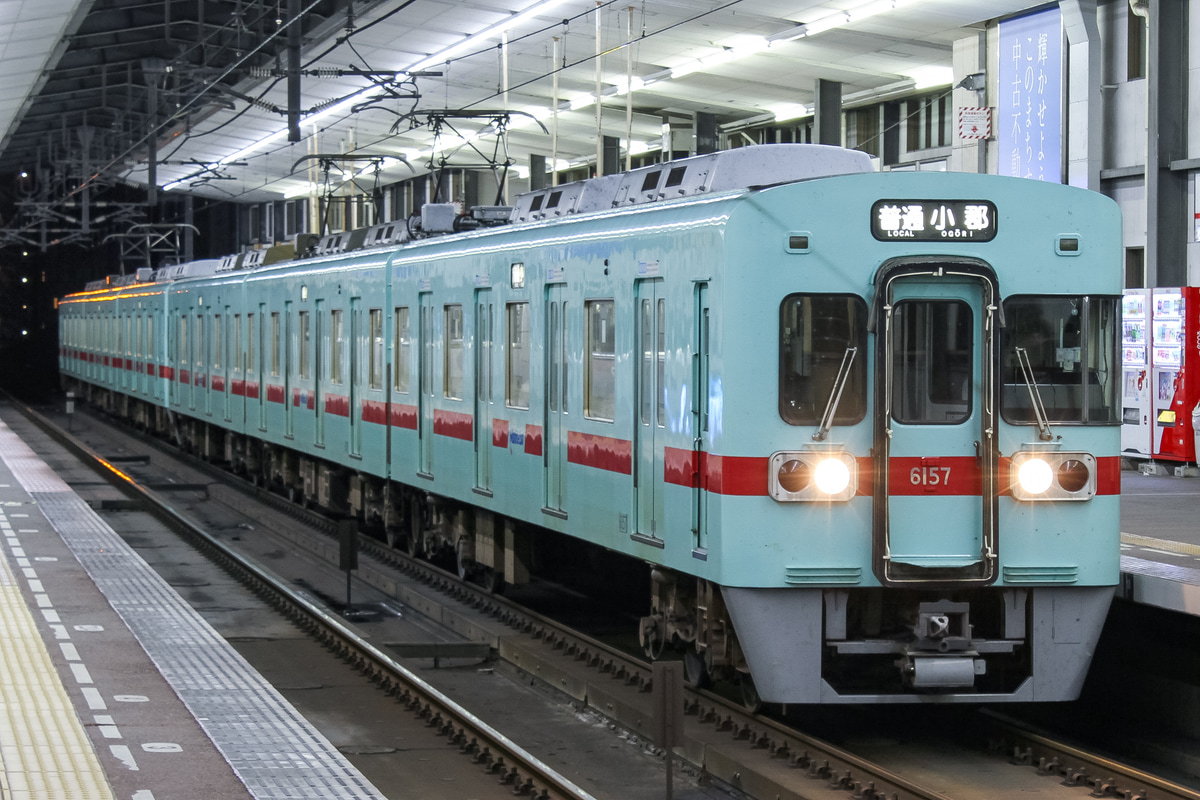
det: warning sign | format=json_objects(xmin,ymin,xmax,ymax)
[{"xmin": 958, "ymin": 107, "xmax": 992, "ymax": 141}]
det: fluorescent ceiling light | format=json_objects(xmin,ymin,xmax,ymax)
[
  {"xmin": 407, "ymin": 0, "xmax": 574, "ymax": 73},
  {"xmin": 903, "ymin": 65, "xmax": 954, "ymax": 90},
  {"xmin": 768, "ymin": 103, "xmax": 810, "ymax": 123}
]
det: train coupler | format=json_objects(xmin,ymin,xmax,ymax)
[{"xmin": 898, "ymin": 654, "xmax": 985, "ymax": 689}]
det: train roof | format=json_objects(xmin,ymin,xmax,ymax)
[{"xmin": 63, "ymin": 144, "xmax": 877, "ymax": 299}]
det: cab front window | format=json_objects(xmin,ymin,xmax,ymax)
[
  {"xmin": 1001, "ymin": 295, "xmax": 1120, "ymax": 424},
  {"xmin": 779, "ymin": 294, "xmax": 867, "ymax": 426}
]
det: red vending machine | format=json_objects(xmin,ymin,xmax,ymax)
[{"xmin": 1149, "ymin": 287, "xmax": 1200, "ymax": 462}]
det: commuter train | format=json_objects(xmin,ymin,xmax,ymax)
[{"xmin": 58, "ymin": 144, "xmax": 1123, "ymax": 705}]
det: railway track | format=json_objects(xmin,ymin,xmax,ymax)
[{"xmin": 19, "ymin": 400, "xmax": 1200, "ymax": 800}]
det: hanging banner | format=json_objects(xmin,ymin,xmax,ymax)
[{"xmin": 998, "ymin": 7, "xmax": 1063, "ymax": 182}]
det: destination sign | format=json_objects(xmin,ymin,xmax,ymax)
[{"xmin": 871, "ymin": 199, "xmax": 998, "ymax": 242}]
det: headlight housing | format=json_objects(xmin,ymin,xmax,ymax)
[
  {"xmin": 1009, "ymin": 451, "xmax": 1097, "ymax": 501},
  {"xmin": 769, "ymin": 450, "xmax": 858, "ymax": 502}
]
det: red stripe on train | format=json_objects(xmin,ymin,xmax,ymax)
[
  {"xmin": 325, "ymin": 393, "xmax": 350, "ymax": 417},
  {"xmin": 525, "ymin": 424, "xmax": 543, "ymax": 456},
  {"xmin": 434, "ymin": 409, "xmax": 473, "ymax": 441},
  {"xmin": 390, "ymin": 404, "xmax": 417, "ymax": 429},
  {"xmin": 362, "ymin": 399, "xmax": 387, "ymax": 424},
  {"xmin": 567, "ymin": 431, "xmax": 632, "ymax": 475}
]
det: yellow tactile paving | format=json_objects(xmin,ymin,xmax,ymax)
[
  {"xmin": 0, "ymin": 555, "xmax": 114, "ymax": 800},
  {"xmin": 1122, "ymin": 531, "xmax": 1200, "ymax": 558}
]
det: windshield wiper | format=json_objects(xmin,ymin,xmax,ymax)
[
  {"xmin": 1014, "ymin": 346, "xmax": 1054, "ymax": 441},
  {"xmin": 813, "ymin": 346, "xmax": 858, "ymax": 442}
]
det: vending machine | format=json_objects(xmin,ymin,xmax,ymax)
[
  {"xmin": 1121, "ymin": 290, "xmax": 1151, "ymax": 456},
  {"xmin": 1149, "ymin": 287, "xmax": 1200, "ymax": 462}
]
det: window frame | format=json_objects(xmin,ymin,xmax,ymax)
[
  {"xmin": 1000, "ymin": 294, "xmax": 1121, "ymax": 426},
  {"xmin": 393, "ymin": 307, "xmax": 410, "ymax": 393},
  {"xmin": 584, "ymin": 298, "xmax": 616, "ymax": 422},
  {"xmin": 777, "ymin": 293, "xmax": 869, "ymax": 426},
  {"xmin": 506, "ymin": 301, "xmax": 531, "ymax": 409}
]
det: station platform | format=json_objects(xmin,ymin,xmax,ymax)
[
  {"xmin": 1119, "ymin": 469, "xmax": 1200, "ymax": 617},
  {"xmin": 0, "ymin": 406, "xmax": 386, "ymax": 800}
]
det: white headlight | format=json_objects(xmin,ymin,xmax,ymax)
[
  {"xmin": 1016, "ymin": 457, "xmax": 1053, "ymax": 495},
  {"xmin": 813, "ymin": 457, "xmax": 851, "ymax": 495}
]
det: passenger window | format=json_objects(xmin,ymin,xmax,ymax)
[
  {"xmin": 585, "ymin": 300, "xmax": 616, "ymax": 421},
  {"xmin": 394, "ymin": 307, "xmax": 410, "ymax": 393},
  {"xmin": 444, "ymin": 304, "xmax": 463, "ymax": 400},
  {"xmin": 779, "ymin": 295, "xmax": 868, "ymax": 425},
  {"xmin": 892, "ymin": 300, "xmax": 972, "ymax": 424},
  {"xmin": 196, "ymin": 315, "xmax": 204, "ymax": 368},
  {"xmin": 368, "ymin": 308, "xmax": 383, "ymax": 389},
  {"xmin": 1001, "ymin": 295, "xmax": 1119, "ymax": 424},
  {"xmin": 507, "ymin": 302, "xmax": 530, "ymax": 409},
  {"xmin": 330, "ymin": 309, "xmax": 344, "ymax": 384},
  {"xmin": 214, "ymin": 315, "xmax": 223, "ymax": 370},
  {"xmin": 299, "ymin": 311, "xmax": 311, "ymax": 379},
  {"xmin": 270, "ymin": 312, "xmax": 281, "ymax": 378},
  {"xmin": 233, "ymin": 314, "xmax": 242, "ymax": 372},
  {"xmin": 247, "ymin": 313, "xmax": 256, "ymax": 373},
  {"xmin": 180, "ymin": 317, "xmax": 188, "ymax": 366}
]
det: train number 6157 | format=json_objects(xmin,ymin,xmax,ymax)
[{"xmin": 910, "ymin": 466, "xmax": 951, "ymax": 486}]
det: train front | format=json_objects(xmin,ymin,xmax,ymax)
[{"xmin": 713, "ymin": 172, "xmax": 1122, "ymax": 703}]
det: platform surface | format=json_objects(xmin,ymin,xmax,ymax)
[
  {"xmin": 1119, "ymin": 469, "xmax": 1200, "ymax": 616},
  {"xmin": 0, "ymin": 406, "xmax": 386, "ymax": 800}
]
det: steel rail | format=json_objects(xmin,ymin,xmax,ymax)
[
  {"xmin": 12, "ymin": 399, "xmax": 597, "ymax": 800},
  {"xmin": 40, "ymin": 403, "xmax": 1200, "ymax": 800},
  {"xmin": 982, "ymin": 711, "xmax": 1200, "ymax": 800}
]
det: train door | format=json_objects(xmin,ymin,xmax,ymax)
[
  {"xmin": 634, "ymin": 279, "xmax": 665, "ymax": 542},
  {"xmin": 474, "ymin": 288, "xmax": 494, "ymax": 493},
  {"xmin": 418, "ymin": 292, "xmax": 434, "ymax": 476},
  {"xmin": 874, "ymin": 262, "xmax": 998, "ymax": 585},
  {"xmin": 284, "ymin": 301, "xmax": 294, "ymax": 438},
  {"xmin": 691, "ymin": 283, "xmax": 710, "ymax": 553},
  {"xmin": 203, "ymin": 311, "xmax": 212, "ymax": 416},
  {"xmin": 255, "ymin": 307, "xmax": 266, "ymax": 431},
  {"xmin": 315, "ymin": 300, "xmax": 325, "ymax": 447},
  {"xmin": 168, "ymin": 311, "xmax": 178, "ymax": 406},
  {"xmin": 350, "ymin": 298, "xmax": 362, "ymax": 457},
  {"xmin": 223, "ymin": 310, "xmax": 232, "ymax": 422},
  {"xmin": 544, "ymin": 285, "xmax": 567, "ymax": 516},
  {"xmin": 185, "ymin": 312, "xmax": 195, "ymax": 410}
]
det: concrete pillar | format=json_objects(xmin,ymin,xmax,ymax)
[
  {"xmin": 1062, "ymin": 0, "xmax": 1102, "ymax": 190},
  {"xmin": 1146, "ymin": 0, "xmax": 1188, "ymax": 286},
  {"xmin": 814, "ymin": 79, "xmax": 842, "ymax": 146},
  {"xmin": 950, "ymin": 32, "xmax": 987, "ymax": 174},
  {"xmin": 696, "ymin": 112, "xmax": 717, "ymax": 154},
  {"xmin": 530, "ymin": 154, "xmax": 547, "ymax": 191}
]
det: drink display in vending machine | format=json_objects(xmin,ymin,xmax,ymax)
[
  {"xmin": 1121, "ymin": 289, "xmax": 1150, "ymax": 456},
  {"xmin": 1149, "ymin": 287, "xmax": 1199, "ymax": 462}
]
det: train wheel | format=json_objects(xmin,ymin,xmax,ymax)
[
  {"xmin": 739, "ymin": 672, "xmax": 763, "ymax": 714},
  {"xmin": 682, "ymin": 645, "xmax": 710, "ymax": 690},
  {"xmin": 479, "ymin": 567, "xmax": 503, "ymax": 595},
  {"xmin": 455, "ymin": 538, "xmax": 471, "ymax": 581},
  {"xmin": 406, "ymin": 499, "xmax": 425, "ymax": 558}
]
